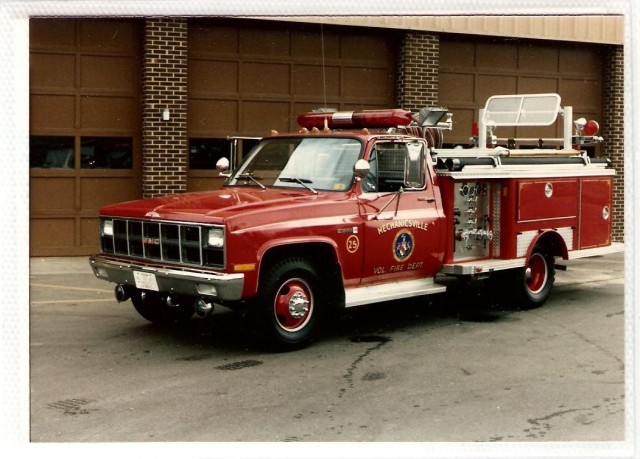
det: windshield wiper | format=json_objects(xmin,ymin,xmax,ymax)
[
  {"xmin": 279, "ymin": 177, "xmax": 318, "ymax": 195},
  {"xmin": 235, "ymin": 173, "xmax": 266, "ymax": 189}
]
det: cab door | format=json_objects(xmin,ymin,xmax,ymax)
[{"xmin": 359, "ymin": 140, "xmax": 445, "ymax": 283}]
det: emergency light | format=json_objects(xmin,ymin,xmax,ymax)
[
  {"xmin": 297, "ymin": 109, "xmax": 413, "ymax": 130},
  {"xmin": 583, "ymin": 119, "xmax": 600, "ymax": 136}
]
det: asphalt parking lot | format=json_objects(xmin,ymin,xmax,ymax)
[{"xmin": 28, "ymin": 252, "xmax": 627, "ymax": 454}]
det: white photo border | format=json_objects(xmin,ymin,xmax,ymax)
[{"xmin": 1, "ymin": 1, "xmax": 636, "ymax": 458}]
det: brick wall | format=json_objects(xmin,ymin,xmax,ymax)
[
  {"xmin": 142, "ymin": 18, "xmax": 188, "ymax": 198},
  {"xmin": 602, "ymin": 45, "xmax": 624, "ymax": 242},
  {"xmin": 397, "ymin": 32, "xmax": 440, "ymax": 110}
]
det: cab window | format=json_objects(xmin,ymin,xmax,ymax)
[{"xmin": 363, "ymin": 142, "xmax": 426, "ymax": 192}]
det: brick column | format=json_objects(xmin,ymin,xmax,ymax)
[
  {"xmin": 142, "ymin": 18, "xmax": 188, "ymax": 198},
  {"xmin": 602, "ymin": 45, "xmax": 624, "ymax": 243},
  {"xmin": 397, "ymin": 32, "xmax": 439, "ymax": 111}
]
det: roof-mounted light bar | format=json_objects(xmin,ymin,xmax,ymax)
[
  {"xmin": 296, "ymin": 107, "xmax": 453, "ymax": 132},
  {"xmin": 297, "ymin": 109, "xmax": 413, "ymax": 130}
]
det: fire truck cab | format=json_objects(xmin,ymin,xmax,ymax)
[{"xmin": 90, "ymin": 93, "xmax": 621, "ymax": 350}]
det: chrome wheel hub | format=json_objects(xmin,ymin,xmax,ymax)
[{"xmin": 288, "ymin": 292, "xmax": 310, "ymax": 319}]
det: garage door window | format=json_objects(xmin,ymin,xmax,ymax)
[
  {"xmin": 30, "ymin": 135, "xmax": 133, "ymax": 169},
  {"xmin": 189, "ymin": 137, "xmax": 260, "ymax": 170},
  {"xmin": 80, "ymin": 137, "xmax": 132, "ymax": 169},
  {"xmin": 189, "ymin": 138, "xmax": 228, "ymax": 170},
  {"xmin": 30, "ymin": 136, "xmax": 74, "ymax": 168}
]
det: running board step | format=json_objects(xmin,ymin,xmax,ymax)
[{"xmin": 344, "ymin": 278, "xmax": 446, "ymax": 308}]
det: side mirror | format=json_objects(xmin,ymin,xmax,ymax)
[
  {"xmin": 216, "ymin": 157, "xmax": 230, "ymax": 174},
  {"xmin": 354, "ymin": 159, "xmax": 370, "ymax": 179}
]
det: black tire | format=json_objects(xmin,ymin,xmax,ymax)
[
  {"xmin": 254, "ymin": 257, "xmax": 324, "ymax": 350},
  {"xmin": 131, "ymin": 290, "xmax": 194, "ymax": 326},
  {"xmin": 510, "ymin": 249, "xmax": 555, "ymax": 309}
]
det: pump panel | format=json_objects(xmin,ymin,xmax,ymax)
[{"xmin": 452, "ymin": 180, "xmax": 493, "ymax": 261}]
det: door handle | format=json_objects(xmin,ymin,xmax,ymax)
[{"xmin": 419, "ymin": 196, "xmax": 436, "ymax": 203}]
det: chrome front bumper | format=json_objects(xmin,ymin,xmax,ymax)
[{"xmin": 89, "ymin": 255, "xmax": 244, "ymax": 301}]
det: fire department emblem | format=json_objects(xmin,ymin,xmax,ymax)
[{"xmin": 393, "ymin": 230, "xmax": 414, "ymax": 262}]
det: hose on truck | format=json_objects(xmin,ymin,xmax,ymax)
[{"xmin": 435, "ymin": 155, "xmax": 611, "ymax": 171}]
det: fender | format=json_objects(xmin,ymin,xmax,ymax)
[
  {"xmin": 246, "ymin": 236, "xmax": 341, "ymax": 297},
  {"xmin": 525, "ymin": 229, "xmax": 569, "ymax": 261}
]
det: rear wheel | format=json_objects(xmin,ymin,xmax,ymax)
[
  {"xmin": 131, "ymin": 290, "xmax": 194, "ymax": 326},
  {"xmin": 254, "ymin": 257, "xmax": 324, "ymax": 350},
  {"xmin": 511, "ymin": 249, "xmax": 555, "ymax": 309}
]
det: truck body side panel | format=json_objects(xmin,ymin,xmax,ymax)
[{"xmin": 438, "ymin": 171, "xmax": 615, "ymax": 267}]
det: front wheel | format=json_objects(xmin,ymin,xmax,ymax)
[
  {"xmin": 510, "ymin": 249, "xmax": 555, "ymax": 309},
  {"xmin": 254, "ymin": 258, "xmax": 324, "ymax": 350}
]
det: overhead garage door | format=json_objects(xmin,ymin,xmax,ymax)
[
  {"xmin": 439, "ymin": 35, "xmax": 605, "ymax": 149},
  {"xmin": 186, "ymin": 19, "xmax": 400, "ymax": 191},
  {"xmin": 29, "ymin": 18, "xmax": 142, "ymax": 256}
]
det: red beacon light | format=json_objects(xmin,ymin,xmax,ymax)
[
  {"xmin": 583, "ymin": 119, "xmax": 600, "ymax": 136},
  {"xmin": 471, "ymin": 121, "xmax": 479, "ymax": 137},
  {"xmin": 573, "ymin": 117, "xmax": 602, "ymax": 148},
  {"xmin": 297, "ymin": 109, "xmax": 413, "ymax": 130},
  {"xmin": 575, "ymin": 117, "xmax": 600, "ymax": 136}
]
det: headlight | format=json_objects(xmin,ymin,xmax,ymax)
[
  {"xmin": 102, "ymin": 219, "xmax": 114, "ymax": 237},
  {"xmin": 207, "ymin": 228, "xmax": 224, "ymax": 248}
]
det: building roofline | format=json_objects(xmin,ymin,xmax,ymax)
[{"xmin": 254, "ymin": 15, "xmax": 623, "ymax": 45}]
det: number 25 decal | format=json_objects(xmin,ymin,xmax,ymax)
[{"xmin": 346, "ymin": 235, "xmax": 360, "ymax": 253}]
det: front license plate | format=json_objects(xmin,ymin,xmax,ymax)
[{"xmin": 133, "ymin": 271, "xmax": 159, "ymax": 291}]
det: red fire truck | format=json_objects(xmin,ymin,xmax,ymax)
[{"xmin": 90, "ymin": 93, "xmax": 622, "ymax": 349}]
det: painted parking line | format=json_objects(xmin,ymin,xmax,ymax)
[
  {"xmin": 30, "ymin": 298, "xmax": 116, "ymax": 305},
  {"xmin": 30, "ymin": 283, "xmax": 113, "ymax": 294}
]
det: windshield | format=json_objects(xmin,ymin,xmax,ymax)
[{"xmin": 227, "ymin": 137, "xmax": 363, "ymax": 192}]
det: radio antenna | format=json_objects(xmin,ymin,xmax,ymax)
[{"xmin": 321, "ymin": 23, "xmax": 327, "ymax": 109}]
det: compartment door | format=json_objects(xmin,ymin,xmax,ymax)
[{"xmin": 579, "ymin": 177, "xmax": 612, "ymax": 249}]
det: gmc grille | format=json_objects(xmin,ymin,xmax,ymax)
[{"xmin": 100, "ymin": 218, "xmax": 224, "ymax": 268}]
